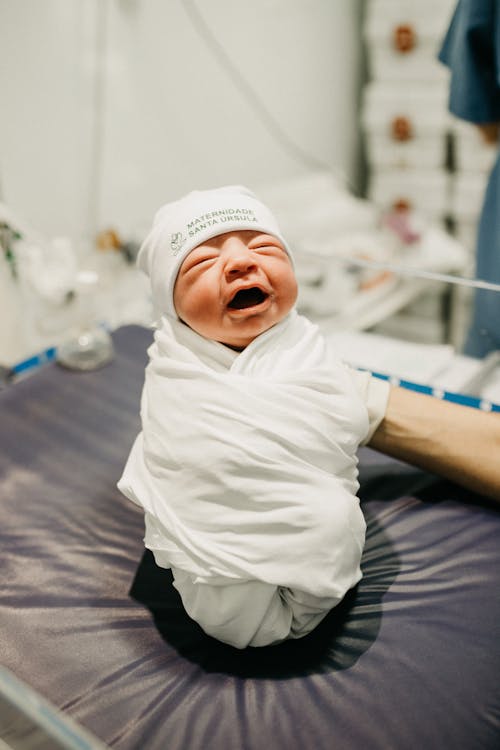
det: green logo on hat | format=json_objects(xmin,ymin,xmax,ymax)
[{"xmin": 170, "ymin": 232, "xmax": 185, "ymax": 255}]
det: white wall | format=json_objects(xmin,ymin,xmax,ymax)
[
  {"xmin": 0, "ymin": 0, "xmax": 98, "ymax": 239},
  {"xmin": 0, "ymin": 0, "xmax": 364, "ymax": 245}
]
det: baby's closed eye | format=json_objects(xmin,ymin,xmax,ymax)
[
  {"xmin": 183, "ymin": 253, "xmax": 218, "ymax": 274},
  {"xmin": 250, "ymin": 241, "xmax": 286, "ymax": 255},
  {"xmin": 194, "ymin": 256, "xmax": 217, "ymax": 266}
]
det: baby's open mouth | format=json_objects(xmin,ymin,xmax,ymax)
[{"xmin": 228, "ymin": 287, "xmax": 268, "ymax": 310}]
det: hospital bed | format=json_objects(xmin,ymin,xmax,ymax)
[{"xmin": 1, "ymin": 324, "xmax": 499, "ymax": 749}]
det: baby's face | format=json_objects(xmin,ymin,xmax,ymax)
[{"xmin": 173, "ymin": 230, "xmax": 298, "ymax": 349}]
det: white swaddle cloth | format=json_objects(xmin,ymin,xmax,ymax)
[{"xmin": 118, "ymin": 309, "xmax": 380, "ymax": 645}]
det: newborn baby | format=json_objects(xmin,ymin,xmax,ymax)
[{"xmin": 118, "ymin": 186, "xmax": 390, "ymax": 648}]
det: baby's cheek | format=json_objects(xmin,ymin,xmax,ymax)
[{"xmin": 282, "ymin": 273, "xmax": 298, "ymax": 308}]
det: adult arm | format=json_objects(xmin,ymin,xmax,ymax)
[{"xmin": 368, "ymin": 386, "xmax": 500, "ymax": 501}]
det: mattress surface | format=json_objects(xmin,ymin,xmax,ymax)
[{"xmin": 1, "ymin": 325, "xmax": 499, "ymax": 749}]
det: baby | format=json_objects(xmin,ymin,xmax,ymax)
[{"xmin": 118, "ymin": 186, "xmax": 390, "ymax": 649}]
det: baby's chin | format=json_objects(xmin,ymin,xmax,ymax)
[
  {"xmin": 216, "ymin": 325, "xmax": 265, "ymax": 351},
  {"xmin": 219, "ymin": 340, "xmax": 247, "ymax": 352},
  {"xmin": 178, "ymin": 318, "xmax": 256, "ymax": 350},
  {"xmin": 219, "ymin": 312, "xmax": 294, "ymax": 350},
  {"xmin": 217, "ymin": 329, "xmax": 260, "ymax": 350}
]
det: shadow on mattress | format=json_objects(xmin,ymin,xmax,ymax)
[{"xmin": 130, "ymin": 504, "xmax": 400, "ymax": 679}]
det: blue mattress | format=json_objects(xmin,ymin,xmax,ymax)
[{"xmin": 1, "ymin": 325, "xmax": 499, "ymax": 749}]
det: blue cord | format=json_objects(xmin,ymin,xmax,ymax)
[
  {"xmin": 9, "ymin": 347, "xmax": 57, "ymax": 378},
  {"xmin": 366, "ymin": 369, "xmax": 500, "ymax": 413}
]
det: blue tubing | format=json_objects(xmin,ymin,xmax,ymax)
[
  {"xmin": 366, "ymin": 370, "xmax": 500, "ymax": 413},
  {"xmin": 9, "ymin": 347, "xmax": 57, "ymax": 378}
]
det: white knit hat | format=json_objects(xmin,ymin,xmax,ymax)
[{"xmin": 137, "ymin": 185, "xmax": 293, "ymax": 319}]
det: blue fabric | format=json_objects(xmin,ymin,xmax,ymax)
[
  {"xmin": 439, "ymin": 0, "xmax": 500, "ymax": 357},
  {"xmin": 439, "ymin": 0, "xmax": 500, "ymax": 124},
  {"xmin": 468, "ymin": 156, "xmax": 500, "ymax": 357}
]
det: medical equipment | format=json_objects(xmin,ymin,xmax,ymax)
[{"xmin": 56, "ymin": 270, "xmax": 114, "ymax": 371}]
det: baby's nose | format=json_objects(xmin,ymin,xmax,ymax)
[{"xmin": 224, "ymin": 251, "xmax": 258, "ymax": 277}]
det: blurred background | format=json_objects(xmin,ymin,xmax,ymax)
[{"xmin": 1, "ymin": 0, "xmax": 499, "ymax": 404}]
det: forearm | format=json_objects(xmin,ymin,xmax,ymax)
[{"xmin": 369, "ymin": 386, "xmax": 500, "ymax": 501}]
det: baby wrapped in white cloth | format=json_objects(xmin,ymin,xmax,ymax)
[{"xmin": 118, "ymin": 186, "xmax": 390, "ymax": 648}]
